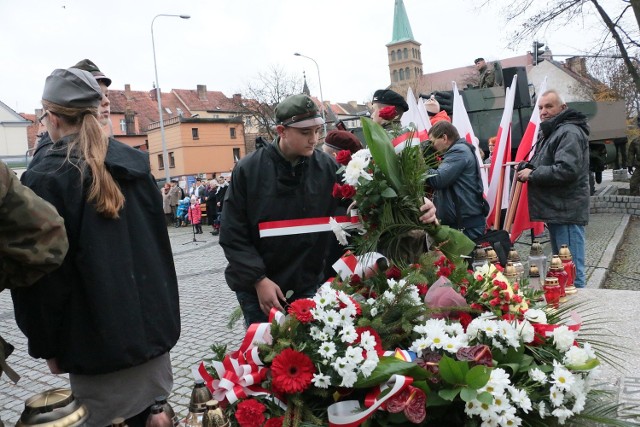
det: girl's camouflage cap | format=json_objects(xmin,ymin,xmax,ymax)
[{"xmin": 275, "ymin": 94, "xmax": 324, "ymax": 128}]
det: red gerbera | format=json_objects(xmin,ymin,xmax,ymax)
[
  {"xmin": 355, "ymin": 326, "xmax": 384, "ymax": 355},
  {"xmin": 271, "ymin": 348, "xmax": 315, "ymax": 394},
  {"xmin": 264, "ymin": 417, "xmax": 284, "ymax": 427},
  {"xmin": 288, "ymin": 299, "xmax": 316, "ymax": 323},
  {"xmin": 235, "ymin": 399, "xmax": 266, "ymax": 427}
]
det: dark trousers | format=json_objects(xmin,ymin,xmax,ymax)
[
  {"xmin": 103, "ymin": 406, "xmax": 150, "ymax": 427},
  {"xmin": 615, "ymin": 143, "xmax": 627, "ymax": 170},
  {"xmin": 236, "ymin": 285, "xmax": 318, "ymax": 328}
]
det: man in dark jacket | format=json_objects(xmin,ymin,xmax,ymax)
[
  {"xmin": 220, "ymin": 94, "xmax": 339, "ymax": 326},
  {"xmin": 517, "ymin": 89, "xmax": 590, "ymax": 288},
  {"xmin": 426, "ymin": 121, "xmax": 487, "ymax": 240}
]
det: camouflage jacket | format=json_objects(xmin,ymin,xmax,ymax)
[
  {"xmin": 0, "ymin": 161, "xmax": 68, "ymax": 292},
  {"xmin": 628, "ymin": 136, "xmax": 640, "ymax": 168}
]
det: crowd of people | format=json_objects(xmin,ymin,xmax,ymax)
[{"xmin": 1, "ymin": 54, "xmax": 631, "ymax": 426}]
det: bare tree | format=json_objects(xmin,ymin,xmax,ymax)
[
  {"xmin": 232, "ymin": 65, "xmax": 303, "ymax": 142},
  {"xmin": 589, "ymin": 54, "xmax": 640, "ymax": 116},
  {"xmin": 485, "ymin": 0, "xmax": 640, "ymax": 101}
]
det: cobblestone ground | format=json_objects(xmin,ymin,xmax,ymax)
[
  {"xmin": 604, "ymin": 216, "xmax": 640, "ymax": 291},
  {"xmin": 0, "ymin": 225, "xmax": 244, "ymax": 422},
  {"xmin": 0, "ymin": 211, "xmax": 635, "ymax": 423}
]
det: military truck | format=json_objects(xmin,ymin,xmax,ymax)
[{"xmin": 435, "ymin": 86, "xmax": 627, "ymax": 177}]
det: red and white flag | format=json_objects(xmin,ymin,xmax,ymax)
[
  {"xmin": 451, "ymin": 82, "xmax": 488, "ymax": 193},
  {"xmin": 486, "ymin": 75, "xmax": 517, "ymax": 230},
  {"xmin": 509, "ymin": 78, "xmax": 548, "ymax": 242},
  {"xmin": 394, "ymin": 87, "xmax": 429, "ymax": 152}
]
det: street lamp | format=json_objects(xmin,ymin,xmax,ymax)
[
  {"xmin": 294, "ymin": 52, "xmax": 327, "ymax": 136},
  {"xmin": 152, "ymin": 13, "xmax": 190, "ymax": 183}
]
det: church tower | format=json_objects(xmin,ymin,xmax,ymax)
[{"xmin": 387, "ymin": 0, "xmax": 422, "ymax": 96}]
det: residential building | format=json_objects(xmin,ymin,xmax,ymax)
[{"xmin": 0, "ymin": 100, "xmax": 31, "ymax": 174}]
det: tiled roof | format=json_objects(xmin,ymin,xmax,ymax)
[
  {"xmin": 172, "ymin": 89, "xmax": 242, "ymax": 113},
  {"xmin": 19, "ymin": 113, "xmax": 39, "ymax": 151}
]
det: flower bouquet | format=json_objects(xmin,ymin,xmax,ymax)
[
  {"xmin": 202, "ymin": 254, "xmax": 637, "ymax": 426},
  {"xmin": 200, "ymin": 119, "xmax": 638, "ymax": 426}
]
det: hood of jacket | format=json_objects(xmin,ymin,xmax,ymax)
[{"xmin": 540, "ymin": 108, "xmax": 590, "ymax": 140}]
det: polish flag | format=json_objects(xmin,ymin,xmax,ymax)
[
  {"xmin": 486, "ymin": 75, "xmax": 517, "ymax": 229},
  {"xmin": 451, "ymin": 82, "xmax": 488, "ymax": 193},
  {"xmin": 394, "ymin": 87, "xmax": 429, "ymax": 152},
  {"xmin": 509, "ymin": 78, "xmax": 548, "ymax": 242}
]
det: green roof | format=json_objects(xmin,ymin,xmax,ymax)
[{"xmin": 391, "ymin": 0, "xmax": 414, "ymax": 43}]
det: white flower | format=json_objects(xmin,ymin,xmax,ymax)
[
  {"xmin": 523, "ymin": 308, "xmax": 547, "ymax": 324},
  {"xmin": 551, "ymin": 363, "xmax": 576, "ymax": 391},
  {"xmin": 481, "ymin": 368, "xmax": 511, "ymax": 395},
  {"xmin": 410, "ymin": 337, "xmax": 431, "ymax": 353},
  {"xmin": 441, "ymin": 335, "xmax": 465, "ymax": 354},
  {"xmin": 351, "ymin": 148, "xmax": 371, "ymax": 162},
  {"xmin": 340, "ymin": 325, "xmax": 358, "ymax": 343},
  {"xmin": 359, "ymin": 331, "xmax": 377, "ymax": 352},
  {"xmin": 340, "ymin": 370, "xmax": 358, "ymax": 387},
  {"xmin": 310, "ymin": 326, "xmax": 328, "ymax": 342},
  {"xmin": 318, "ymin": 341, "xmax": 337, "ymax": 359},
  {"xmin": 360, "ymin": 359, "xmax": 378, "ymax": 377},
  {"xmin": 365, "ymin": 350, "xmax": 379, "ymax": 362},
  {"xmin": 516, "ymin": 320, "xmax": 535, "ymax": 344},
  {"xmin": 312, "ymin": 372, "xmax": 332, "ymax": 388},
  {"xmin": 370, "ymin": 307, "xmax": 378, "ymax": 317},
  {"xmin": 563, "ymin": 346, "xmax": 589, "ymax": 367},
  {"xmin": 538, "ymin": 401, "xmax": 548, "ymax": 418},
  {"xmin": 508, "ymin": 386, "xmax": 532, "ymax": 413},
  {"xmin": 571, "ymin": 392, "xmax": 587, "ymax": 414},
  {"xmin": 344, "ymin": 345, "xmax": 365, "ymax": 365},
  {"xmin": 320, "ymin": 309, "xmax": 341, "ymax": 329},
  {"xmin": 313, "ymin": 290, "xmax": 337, "ymax": 308},
  {"xmin": 551, "ymin": 407, "xmax": 574, "ymax": 425},
  {"xmin": 529, "ymin": 367, "xmax": 547, "ymax": 383},
  {"xmin": 464, "ymin": 400, "xmax": 482, "ymax": 416},
  {"xmin": 343, "ymin": 158, "xmax": 372, "ymax": 186},
  {"xmin": 329, "ymin": 217, "xmax": 351, "ymax": 245},
  {"xmin": 549, "ymin": 385, "xmax": 565, "ymax": 407},
  {"xmin": 552, "ymin": 325, "xmax": 576, "ymax": 352}
]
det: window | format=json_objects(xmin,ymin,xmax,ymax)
[
  {"xmin": 405, "ymin": 67, "xmax": 410, "ymax": 79},
  {"xmin": 391, "ymin": 51, "xmax": 396, "ymax": 62},
  {"xmin": 164, "ymin": 107, "xmax": 172, "ymax": 115},
  {"xmin": 233, "ymin": 148, "xmax": 240, "ymax": 162},
  {"xmin": 396, "ymin": 49, "xmax": 401, "ymax": 59},
  {"xmin": 158, "ymin": 154, "xmax": 164, "ymax": 170},
  {"xmin": 403, "ymin": 48, "xmax": 408, "ymax": 59},
  {"xmin": 399, "ymin": 69, "xmax": 405, "ymax": 81},
  {"xmin": 192, "ymin": 128, "xmax": 199, "ymax": 140},
  {"xmin": 176, "ymin": 107, "xmax": 183, "ymax": 117},
  {"xmin": 119, "ymin": 119, "xmax": 126, "ymax": 133},
  {"xmin": 230, "ymin": 127, "xmax": 236, "ymax": 139},
  {"xmin": 169, "ymin": 152, "xmax": 175, "ymax": 168},
  {"xmin": 393, "ymin": 70, "xmax": 398, "ymax": 82}
]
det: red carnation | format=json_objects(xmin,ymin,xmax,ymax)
[
  {"xmin": 350, "ymin": 274, "xmax": 362, "ymax": 285},
  {"xmin": 332, "ymin": 183, "xmax": 343, "ymax": 199},
  {"xmin": 288, "ymin": 299, "xmax": 316, "ymax": 323},
  {"xmin": 378, "ymin": 106, "xmax": 398, "ymax": 121},
  {"xmin": 271, "ymin": 348, "xmax": 315, "ymax": 394},
  {"xmin": 264, "ymin": 417, "xmax": 284, "ymax": 427},
  {"xmin": 341, "ymin": 184, "xmax": 356, "ymax": 199},
  {"xmin": 416, "ymin": 283, "xmax": 429, "ymax": 296},
  {"xmin": 385, "ymin": 265, "xmax": 402, "ymax": 280},
  {"xmin": 235, "ymin": 399, "xmax": 266, "ymax": 427},
  {"xmin": 456, "ymin": 312, "xmax": 473, "ymax": 331},
  {"xmin": 335, "ymin": 150, "xmax": 352, "ymax": 165}
]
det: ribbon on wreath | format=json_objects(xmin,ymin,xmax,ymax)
[
  {"xmin": 193, "ymin": 308, "xmax": 285, "ymax": 405},
  {"xmin": 332, "ymin": 251, "xmax": 387, "ymax": 281},
  {"xmin": 392, "ymin": 129, "xmax": 429, "ymax": 153},
  {"xmin": 327, "ymin": 374, "xmax": 413, "ymax": 427},
  {"xmin": 259, "ymin": 215, "xmax": 360, "ymax": 238},
  {"xmin": 531, "ymin": 311, "xmax": 582, "ymax": 345}
]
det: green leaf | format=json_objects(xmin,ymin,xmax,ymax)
[
  {"xmin": 381, "ymin": 187, "xmax": 398, "ymax": 198},
  {"xmin": 465, "ymin": 365, "xmax": 491, "ymax": 390},
  {"xmin": 567, "ymin": 358, "xmax": 600, "ymax": 371},
  {"xmin": 438, "ymin": 354, "xmax": 467, "ymax": 385},
  {"xmin": 438, "ymin": 387, "xmax": 462, "ymax": 401},
  {"xmin": 460, "ymin": 387, "xmax": 478, "ymax": 402},
  {"xmin": 354, "ymin": 357, "xmax": 429, "ymax": 388},
  {"xmin": 285, "ymin": 290, "xmax": 294, "ymax": 299},
  {"xmin": 476, "ymin": 391, "xmax": 494, "ymax": 405},
  {"xmin": 361, "ymin": 117, "xmax": 403, "ymax": 194},
  {"xmin": 500, "ymin": 363, "xmax": 521, "ymax": 375}
]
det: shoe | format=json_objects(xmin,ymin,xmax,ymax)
[{"xmin": 211, "ymin": 230, "xmax": 219, "ymax": 236}]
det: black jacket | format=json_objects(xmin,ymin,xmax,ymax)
[
  {"xmin": 426, "ymin": 138, "xmax": 486, "ymax": 229},
  {"xmin": 13, "ymin": 136, "xmax": 180, "ymax": 375},
  {"xmin": 528, "ymin": 109, "xmax": 590, "ymax": 225},
  {"xmin": 220, "ymin": 141, "xmax": 338, "ymax": 295}
]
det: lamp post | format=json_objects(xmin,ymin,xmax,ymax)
[
  {"xmin": 294, "ymin": 52, "xmax": 327, "ymax": 136},
  {"xmin": 152, "ymin": 13, "xmax": 190, "ymax": 183}
]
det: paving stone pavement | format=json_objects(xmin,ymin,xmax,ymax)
[{"xmin": 0, "ymin": 172, "xmax": 638, "ymax": 423}]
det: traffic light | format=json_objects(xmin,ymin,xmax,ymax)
[{"xmin": 532, "ymin": 41, "xmax": 545, "ymax": 65}]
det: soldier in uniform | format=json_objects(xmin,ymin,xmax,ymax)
[
  {"xmin": 0, "ymin": 160, "xmax": 68, "ymax": 418},
  {"xmin": 628, "ymin": 118, "xmax": 640, "ymax": 196},
  {"xmin": 474, "ymin": 58, "xmax": 496, "ymax": 88}
]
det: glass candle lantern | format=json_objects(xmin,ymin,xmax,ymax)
[{"xmin": 543, "ymin": 277, "xmax": 562, "ymax": 308}]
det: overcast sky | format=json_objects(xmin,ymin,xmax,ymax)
[{"xmin": 0, "ymin": 0, "xmax": 611, "ymax": 114}]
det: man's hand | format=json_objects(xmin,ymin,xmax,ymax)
[
  {"xmin": 254, "ymin": 277, "xmax": 286, "ymax": 315},
  {"xmin": 629, "ymin": 166, "xmax": 634, "ymax": 174},
  {"xmin": 517, "ymin": 168, "xmax": 533, "ymax": 182},
  {"xmin": 419, "ymin": 197, "xmax": 438, "ymax": 224}
]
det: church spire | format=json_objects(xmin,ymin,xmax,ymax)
[
  {"xmin": 302, "ymin": 71, "xmax": 311, "ymax": 96},
  {"xmin": 391, "ymin": 0, "xmax": 415, "ymax": 43}
]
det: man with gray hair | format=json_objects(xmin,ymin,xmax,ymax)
[{"xmin": 516, "ymin": 89, "xmax": 590, "ymax": 288}]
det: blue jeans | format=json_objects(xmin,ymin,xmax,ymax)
[
  {"xmin": 547, "ymin": 223, "xmax": 586, "ymax": 288},
  {"xmin": 236, "ymin": 285, "xmax": 318, "ymax": 328}
]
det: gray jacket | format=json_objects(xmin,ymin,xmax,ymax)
[
  {"xmin": 528, "ymin": 109, "xmax": 590, "ymax": 225},
  {"xmin": 427, "ymin": 138, "xmax": 486, "ymax": 229}
]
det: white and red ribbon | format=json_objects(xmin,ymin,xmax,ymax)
[
  {"xmin": 332, "ymin": 251, "xmax": 387, "ymax": 280},
  {"xmin": 259, "ymin": 216, "xmax": 360, "ymax": 238},
  {"xmin": 192, "ymin": 308, "xmax": 285, "ymax": 406},
  {"xmin": 327, "ymin": 375, "xmax": 413, "ymax": 427}
]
